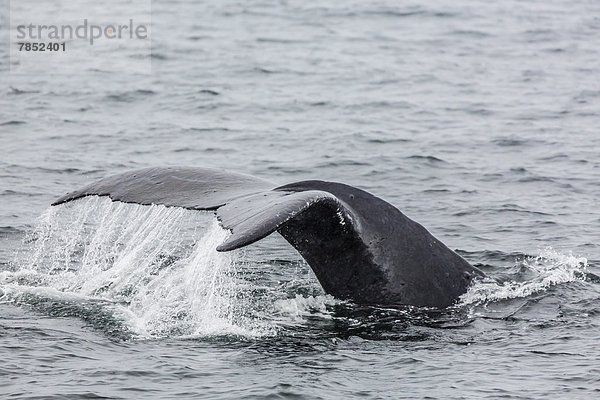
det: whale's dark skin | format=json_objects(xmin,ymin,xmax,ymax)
[{"xmin": 53, "ymin": 167, "xmax": 484, "ymax": 308}]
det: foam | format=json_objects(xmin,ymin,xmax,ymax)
[{"xmin": 459, "ymin": 247, "xmax": 588, "ymax": 305}]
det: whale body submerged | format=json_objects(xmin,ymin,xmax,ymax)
[{"xmin": 53, "ymin": 167, "xmax": 484, "ymax": 308}]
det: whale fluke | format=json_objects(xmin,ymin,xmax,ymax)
[{"xmin": 53, "ymin": 167, "xmax": 483, "ymax": 308}]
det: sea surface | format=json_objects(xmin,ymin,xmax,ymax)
[{"xmin": 1, "ymin": 0, "xmax": 600, "ymax": 398}]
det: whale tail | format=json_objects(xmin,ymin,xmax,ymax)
[{"xmin": 53, "ymin": 167, "xmax": 482, "ymax": 307}]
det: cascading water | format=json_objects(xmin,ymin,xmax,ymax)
[{"xmin": 1, "ymin": 197, "xmax": 334, "ymax": 339}]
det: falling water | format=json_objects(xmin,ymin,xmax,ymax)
[{"xmin": 1, "ymin": 197, "xmax": 295, "ymax": 338}]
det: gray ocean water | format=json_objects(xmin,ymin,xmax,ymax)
[{"xmin": 1, "ymin": 0, "xmax": 600, "ymax": 398}]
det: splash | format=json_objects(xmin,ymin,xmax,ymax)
[
  {"xmin": 3, "ymin": 197, "xmax": 323, "ymax": 339},
  {"xmin": 8, "ymin": 197, "xmax": 585, "ymax": 338},
  {"xmin": 459, "ymin": 247, "xmax": 588, "ymax": 305}
]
